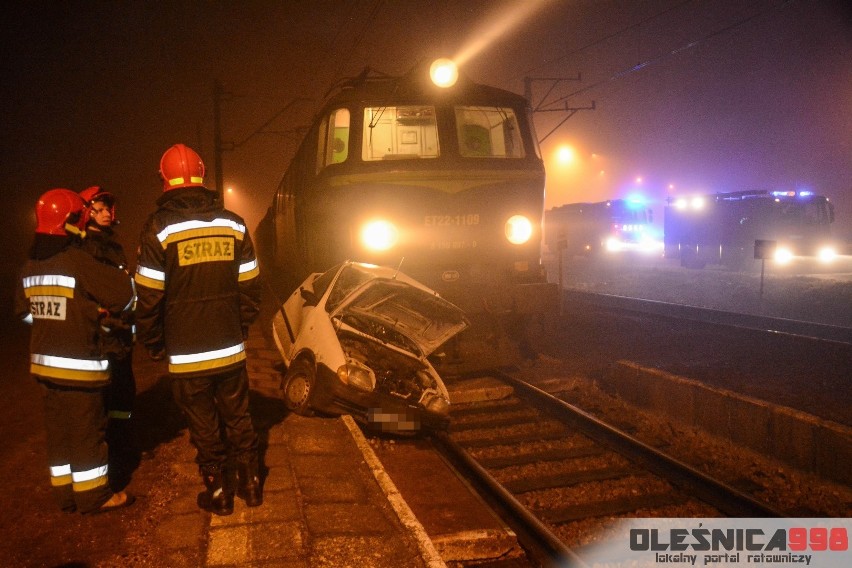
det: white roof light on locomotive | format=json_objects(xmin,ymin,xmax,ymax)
[{"xmin": 429, "ymin": 58, "xmax": 459, "ymax": 88}]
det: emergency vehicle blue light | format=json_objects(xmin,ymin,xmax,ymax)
[
  {"xmin": 798, "ymin": 191, "xmax": 813, "ymax": 197},
  {"xmin": 625, "ymin": 194, "xmax": 646, "ymax": 208}
]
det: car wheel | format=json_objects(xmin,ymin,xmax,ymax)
[{"xmin": 282, "ymin": 358, "xmax": 315, "ymax": 416}]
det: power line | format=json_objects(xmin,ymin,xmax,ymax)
[
  {"xmin": 515, "ymin": 0, "xmax": 696, "ymax": 81},
  {"xmin": 546, "ymin": 0, "xmax": 791, "ymax": 108},
  {"xmin": 324, "ymin": 0, "xmax": 386, "ymax": 95}
]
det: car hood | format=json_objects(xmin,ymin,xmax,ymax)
[{"xmin": 333, "ymin": 279, "xmax": 468, "ymax": 357}]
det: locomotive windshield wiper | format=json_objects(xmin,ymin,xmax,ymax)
[{"xmin": 368, "ymin": 106, "xmax": 387, "ymax": 129}]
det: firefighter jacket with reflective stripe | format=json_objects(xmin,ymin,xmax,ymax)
[
  {"xmin": 15, "ymin": 245, "xmax": 135, "ymax": 388},
  {"xmin": 134, "ymin": 188, "xmax": 261, "ymax": 377}
]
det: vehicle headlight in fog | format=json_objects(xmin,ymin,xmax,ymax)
[
  {"xmin": 818, "ymin": 246, "xmax": 837, "ymax": 263},
  {"xmin": 360, "ymin": 219, "xmax": 398, "ymax": 251},
  {"xmin": 505, "ymin": 215, "xmax": 532, "ymax": 245},
  {"xmin": 639, "ymin": 235, "xmax": 663, "ymax": 253},
  {"xmin": 605, "ymin": 237, "xmax": 622, "ymax": 252},
  {"xmin": 774, "ymin": 247, "xmax": 794, "ymax": 264},
  {"xmin": 337, "ymin": 362, "xmax": 376, "ymax": 391}
]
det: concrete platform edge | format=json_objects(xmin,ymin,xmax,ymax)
[
  {"xmin": 341, "ymin": 415, "xmax": 448, "ymax": 568},
  {"xmin": 604, "ymin": 361, "xmax": 852, "ymax": 486}
]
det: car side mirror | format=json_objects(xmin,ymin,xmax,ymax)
[{"xmin": 300, "ymin": 287, "xmax": 319, "ymax": 307}]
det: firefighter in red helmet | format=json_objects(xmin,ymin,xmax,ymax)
[
  {"xmin": 135, "ymin": 144, "xmax": 262, "ymax": 516},
  {"xmin": 14, "ymin": 189, "xmax": 136, "ymax": 514},
  {"xmin": 78, "ymin": 185, "xmax": 139, "ymax": 486},
  {"xmin": 158, "ymin": 143, "xmax": 206, "ymax": 192}
]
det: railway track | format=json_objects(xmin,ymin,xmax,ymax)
[
  {"xmin": 537, "ymin": 290, "xmax": 852, "ymax": 428},
  {"xmin": 431, "ymin": 368, "xmax": 785, "ymax": 567},
  {"xmin": 561, "ymin": 289, "xmax": 852, "ymax": 345}
]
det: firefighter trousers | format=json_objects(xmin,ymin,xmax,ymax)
[
  {"xmin": 105, "ymin": 352, "xmax": 135, "ymax": 421},
  {"xmin": 171, "ymin": 365, "xmax": 258, "ymax": 475},
  {"xmin": 38, "ymin": 379, "xmax": 112, "ymax": 513},
  {"xmin": 104, "ymin": 352, "xmax": 138, "ymax": 489}
]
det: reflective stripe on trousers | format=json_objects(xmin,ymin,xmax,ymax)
[{"xmin": 39, "ymin": 380, "xmax": 112, "ymax": 513}]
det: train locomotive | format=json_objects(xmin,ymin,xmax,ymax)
[{"xmin": 256, "ymin": 59, "xmax": 557, "ymax": 368}]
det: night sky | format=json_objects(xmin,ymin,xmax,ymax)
[{"xmin": 2, "ymin": 0, "xmax": 850, "ymax": 288}]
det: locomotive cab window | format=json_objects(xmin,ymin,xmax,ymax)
[
  {"xmin": 363, "ymin": 106, "xmax": 439, "ymax": 161},
  {"xmin": 317, "ymin": 108, "xmax": 350, "ymax": 172},
  {"xmin": 455, "ymin": 106, "xmax": 525, "ymax": 158}
]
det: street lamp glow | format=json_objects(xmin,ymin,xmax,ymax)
[{"xmin": 556, "ymin": 145, "xmax": 575, "ymax": 164}]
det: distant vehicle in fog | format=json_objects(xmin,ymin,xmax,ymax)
[
  {"xmin": 664, "ymin": 189, "xmax": 838, "ymax": 269},
  {"xmin": 271, "ymin": 261, "xmax": 468, "ymax": 434},
  {"xmin": 545, "ymin": 198, "xmax": 661, "ymax": 257}
]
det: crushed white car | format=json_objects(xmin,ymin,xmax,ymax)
[{"xmin": 271, "ymin": 261, "xmax": 469, "ymax": 433}]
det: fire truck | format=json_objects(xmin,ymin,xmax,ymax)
[
  {"xmin": 545, "ymin": 198, "xmax": 660, "ymax": 257},
  {"xmin": 663, "ymin": 189, "xmax": 838, "ymax": 269}
]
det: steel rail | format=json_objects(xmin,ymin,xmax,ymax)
[
  {"xmin": 431, "ymin": 430, "xmax": 589, "ymax": 568},
  {"xmin": 493, "ymin": 369, "xmax": 785, "ymax": 518},
  {"xmin": 561, "ymin": 289, "xmax": 852, "ymax": 344}
]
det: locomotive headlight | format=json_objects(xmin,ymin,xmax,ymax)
[
  {"xmin": 360, "ymin": 219, "xmax": 399, "ymax": 251},
  {"xmin": 429, "ymin": 58, "xmax": 458, "ymax": 88},
  {"xmin": 505, "ymin": 215, "xmax": 532, "ymax": 245}
]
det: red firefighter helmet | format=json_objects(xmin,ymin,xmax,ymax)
[
  {"xmin": 35, "ymin": 189, "xmax": 87, "ymax": 236},
  {"xmin": 159, "ymin": 143, "xmax": 206, "ymax": 192},
  {"xmin": 79, "ymin": 185, "xmax": 117, "ymax": 224}
]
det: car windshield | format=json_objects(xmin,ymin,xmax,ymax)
[
  {"xmin": 310, "ymin": 263, "xmax": 342, "ymax": 300},
  {"xmin": 326, "ymin": 264, "xmax": 375, "ymax": 312}
]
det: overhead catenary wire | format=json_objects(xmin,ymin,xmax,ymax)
[
  {"xmin": 516, "ymin": 0, "xmax": 695, "ymax": 81},
  {"xmin": 537, "ymin": 0, "xmax": 791, "ymax": 110}
]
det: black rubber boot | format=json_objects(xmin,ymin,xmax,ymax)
[
  {"xmin": 198, "ymin": 468, "xmax": 234, "ymax": 516},
  {"xmin": 236, "ymin": 460, "xmax": 263, "ymax": 507}
]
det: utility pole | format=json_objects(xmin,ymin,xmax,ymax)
[
  {"xmin": 211, "ymin": 79, "xmax": 310, "ymax": 202},
  {"xmin": 212, "ymin": 79, "xmax": 227, "ymax": 201}
]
